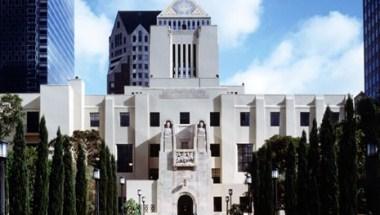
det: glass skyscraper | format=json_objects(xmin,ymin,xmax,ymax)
[
  {"xmin": 0, "ymin": 0, "xmax": 74, "ymax": 93},
  {"xmin": 364, "ymin": 0, "xmax": 380, "ymax": 98}
]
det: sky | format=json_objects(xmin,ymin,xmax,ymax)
[{"xmin": 75, "ymin": 0, "xmax": 363, "ymax": 95}]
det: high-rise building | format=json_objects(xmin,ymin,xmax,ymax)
[
  {"xmin": 0, "ymin": 0, "xmax": 74, "ymax": 93},
  {"xmin": 108, "ymin": 11, "xmax": 160, "ymax": 94},
  {"xmin": 364, "ymin": 0, "xmax": 380, "ymax": 98}
]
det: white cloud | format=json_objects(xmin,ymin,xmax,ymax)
[
  {"xmin": 75, "ymin": 0, "xmax": 113, "ymax": 93},
  {"xmin": 226, "ymin": 11, "xmax": 364, "ymax": 95}
]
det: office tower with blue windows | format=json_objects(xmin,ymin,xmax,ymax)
[
  {"xmin": 364, "ymin": 0, "xmax": 380, "ymax": 98},
  {"xmin": 0, "ymin": 0, "xmax": 74, "ymax": 93}
]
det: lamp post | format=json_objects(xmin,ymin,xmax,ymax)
[
  {"xmin": 137, "ymin": 189, "xmax": 142, "ymax": 215},
  {"xmin": 142, "ymin": 196, "xmax": 146, "ymax": 215},
  {"xmin": 272, "ymin": 168, "xmax": 279, "ymax": 215},
  {"xmin": 119, "ymin": 177, "xmax": 126, "ymax": 215},
  {"xmin": 0, "ymin": 141, "xmax": 8, "ymax": 215},
  {"xmin": 93, "ymin": 168, "xmax": 100, "ymax": 215},
  {"xmin": 228, "ymin": 188, "xmax": 233, "ymax": 205},
  {"xmin": 245, "ymin": 173, "xmax": 252, "ymax": 215},
  {"xmin": 225, "ymin": 196, "xmax": 230, "ymax": 215}
]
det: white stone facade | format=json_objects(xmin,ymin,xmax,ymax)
[{"xmin": 4, "ymin": 1, "xmax": 347, "ymax": 214}]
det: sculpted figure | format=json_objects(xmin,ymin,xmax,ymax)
[
  {"xmin": 164, "ymin": 120, "xmax": 172, "ymax": 136},
  {"xmin": 197, "ymin": 120, "xmax": 206, "ymax": 136}
]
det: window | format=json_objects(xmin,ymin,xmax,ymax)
[
  {"xmin": 180, "ymin": 112, "xmax": 190, "ymax": 124},
  {"xmin": 149, "ymin": 168, "xmax": 159, "ymax": 180},
  {"xmin": 27, "ymin": 112, "xmax": 39, "ymax": 133},
  {"xmin": 117, "ymin": 144, "xmax": 133, "ymax": 172},
  {"xmin": 150, "ymin": 144, "xmax": 160, "ymax": 157},
  {"xmin": 213, "ymin": 197, "xmax": 222, "ymax": 212},
  {"xmin": 237, "ymin": 144, "xmax": 253, "ymax": 172},
  {"xmin": 330, "ymin": 112, "xmax": 340, "ymax": 125},
  {"xmin": 212, "ymin": 169, "xmax": 221, "ymax": 184},
  {"xmin": 138, "ymin": 31, "xmax": 142, "ymax": 42},
  {"xmin": 210, "ymin": 112, "xmax": 220, "ymax": 127},
  {"xmin": 90, "ymin": 112, "xmax": 100, "ymax": 127},
  {"xmin": 144, "ymin": 35, "xmax": 148, "ymax": 42},
  {"xmin": 144, "ymin": 64, "xmax": 149, "ymax": 70},
  {"xmin": 210, "ymin": 144, "xmax": 220, "ymax": 157},
  {"xmin": 117, "ymin": 21, "xmax": 120, "ymax": 28},
  {"xmin": 132, "ymin": 35, "xmax": 136, "ymax": 42},
  {"xmin": 300, "ymin": 112, "xmax": 310, "ymax": 127},
  {"xmin": 270, "ymin": 112, "xmax": 280, "ymax": 127},
  {"xmin": 150, "ymin": 112, "xmax": 160, "ymax": 127},
  {"xmin": 240, "ymin": 112, "xmax": 250, "ymax": 126},
  {"xmin": 120, "ymin": 112, "xmax": 129, "ymax": 127}
]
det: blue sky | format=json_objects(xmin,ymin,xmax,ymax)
[{"xmin": 75, "ymin": 0, "xmax": 363, "ymax": 95}]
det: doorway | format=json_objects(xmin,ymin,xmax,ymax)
[{"xmin": 177, "ymin": 195, "xmax": 193, "ymax": 215}]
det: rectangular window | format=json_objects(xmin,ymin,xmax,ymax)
[
  {"xmin": 330, "ymin": 112, "xmax": 340, "ymax": 125},
  {"xmin": 180, "ymin": 112, "xmax": 190, "ymax": 124},
  {"xmin": 270, "ymin": 112, "xmax": 280, "ymax": 127},
  {"xmin": 149, "ymin": 168, "xmax": 159, "ymax": 180},
  {"xmin": 210, "ymin": 112, "xmax": 220, "ymax": 127},
  {"xmin": 150, "ymin": 112, "xmax": 160, "ymax": 127},
  {"xmin": 237, "ymin": 144, "xmax": 253, "ymax": 172},
  {"xmin": 120, "ymin": 112, "xmax": 129, "ymax": 127},
  {"xmin": 90, "ymin": 112, "xmax": 100, "ymax": 127},
  {"xmin": 240, "ymin": 112, "xmax": 250, "ymax": 126},
  {"xmin": 300, "ymin": 112, "xmax": 310, "ymax": 127},
  {"xmin": 212, "ymin": 168, "xmax": 221, "ymax": 184},
  {"xmin": 117, "ymin": 144, "xmax": 133, "ymax": 172},
  {"xmin": 149, "ymin": 144, "xmax": 160, "ymax": 157},
  {"xmin": 210, "ymin": 144, "xmax": 220, "ymax": 157},
  {"xmin": 27, "ymin": 112, "xmax": 39, "ymax": 133},
  {"xmin": 213, "ymin": 197, "xmax": 222, "ymax": 212}
]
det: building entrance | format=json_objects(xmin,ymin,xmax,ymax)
[{"xmin": 177, "ymin": 195, "xmax": 193, "ymax": 215}]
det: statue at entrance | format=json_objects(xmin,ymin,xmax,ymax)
[{"xmin": 197, "ymin": 121, "xmax": 207, "ymax": 152}]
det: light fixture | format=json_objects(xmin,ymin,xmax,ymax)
[
  {"xmin": 93, "ymin": 168, "xmax": 100, "ymax": 180},
  {"xmin": 120, "ymin": 177, "xmax": 126, "ymax": 185},
  {"xmin": 272, "ymin": 169, "xmax": 279, "ymax": 179},
  {"xmin": 0, "ymin": 141, "xmax": 8, "ymax": 159}
]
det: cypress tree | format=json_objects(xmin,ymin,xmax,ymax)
[
  {"xmin": 356, "ymin": 97, "xmax": 380, "ymax": 214},
  {"xmin": 106, "ymin": 148, "xmax": 113, "ymax": 215},
  {"xmin": 63, "ymin": 136, "xmax": 76, "ymax": 215},
  {"xmin": 99, "ymin": 142, "xmax": 108, "ymax": 215},
  {"xmin": 9, "ymin": 120, "xmax": 28, "ymax": 215},
  {"xmin": 264, "ymin": 143, "xmax": 274, "ymax": 215},
  {"xmin": 111, "ymin": 156, "xmax": 118, "ymax": 215},
  {"xmin": 32, "ymin": 117, "xmax": 49, "ymax": 215},
  {"xmin": 297, "ymin": 131, "xmax": 309, "ymax": 215},
  {"xmin": 258, "ymin": 148, "xmax": 267, "ymax": 215},
  {"xmin": 285, "ymin": 141, "xmax": 297, "ymax": 215},
  {"xmin": 48, "ymin": 128, "xmax": 65, "ymax": 215},
  {"xmin": 319, "ymin": 107, "xmax": 339, "ymax": 215},
  {"xmin": 250, "ymin": 152, "xmax": 260, "ymax": 215},
  {"xmin": 307, "ymin": 120, "xmax": 320, "ymax": 215},
  {"xmin": 76, "ymin": 143, "xmax": 87, "ymax": 215},
  {"xmin": 338, "ymin": 96, "xmax": 358, "ymax": 215}
]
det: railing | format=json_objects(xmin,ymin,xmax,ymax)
[{"xmin": 174, "ymin": 149, "xmax": 196, "ymax": 167}]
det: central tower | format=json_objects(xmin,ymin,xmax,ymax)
[{"xmin": 149, "ymin": 0, "xmax": 219, "ymax": 88}]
